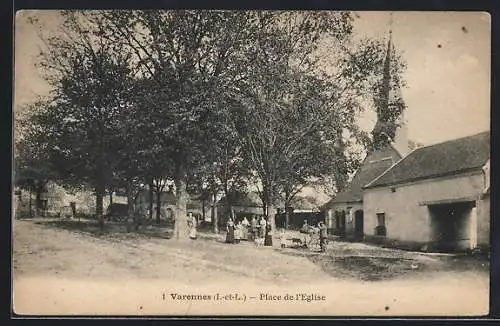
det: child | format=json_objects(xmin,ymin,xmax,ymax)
[{"xmin": 279, "ymin": 228, "xmax": 287, "ymax": 248}]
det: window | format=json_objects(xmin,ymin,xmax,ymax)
[
  {"xmin": 377, "ymin": 213, "xmax": 385, "ymax": 226},
  {"xmin": 375, "ymin": 213, "xmax": 386, "ymax": 236}
]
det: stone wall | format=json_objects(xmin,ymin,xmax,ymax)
[{"xmin": 363, "ymin": 171, "xmax": 488, "ymax": 249}]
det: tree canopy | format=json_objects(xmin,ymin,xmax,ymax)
[{"xmin": 17, "ymin": 10, "xmax": 407, "ymax": 235}]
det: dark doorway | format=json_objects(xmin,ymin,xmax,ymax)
[
  {"xmin": 334, "ymin": 211, "xmax": 346, "ymax": 237},
  {"xmin": 428, "ymin": 201, "xmax": 475, "ymax": 252},
  {"xmin": 354, "ymin": 210, "xmax": 364, "ymax": 240}
]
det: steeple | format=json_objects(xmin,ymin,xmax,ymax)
[{"xmin": 371, "ymin": 13, "xmax": 409, "ymax": 156}]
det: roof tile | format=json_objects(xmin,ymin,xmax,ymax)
[{"xmin": 365, "ymin": 131, "xmax": 490, "ymax": 189}]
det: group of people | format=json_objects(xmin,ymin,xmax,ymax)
[
  {"xmin": 191, "ymin": 212, "xmax": 329, "ymax": 252},
  {"xmin": 225, "ymin": 215, "xmax": 273, "ymax": 247},
  {"xmin": 299, "ymin": 219, "xmax": 328, "ymax": 252}
]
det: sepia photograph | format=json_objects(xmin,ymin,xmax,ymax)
[{"xmin": 12, "ymin": 10, "xmax": 491, "ymax": 316}]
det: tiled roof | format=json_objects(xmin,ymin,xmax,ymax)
[
  {"xmin": 365, "ymin": 131, "xmax": 490, "ymax": 189},
  {"xmin": 321, "ymin": 144, "xmax": 402, "ymax": 208}
]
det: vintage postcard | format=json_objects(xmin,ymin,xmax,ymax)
[{"xmin": 12, "ymin": 10, "xmax": 491, "ymax": 316}]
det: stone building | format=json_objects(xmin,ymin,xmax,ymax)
[
  {"xmin": 362, "ymin": 131, "xmax": 490, "ymax": 252},
  {"xmin": 321, "ymin": 144, "xmax": 403, "ymax": 239}
]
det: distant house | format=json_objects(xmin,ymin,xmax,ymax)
[
  {"xmin": 216, "ymin": 192, "xmax": 265, "ymax": 225},
  {"xmin": 321, "ymin": 143, "xmax": 402, "ymax": 239},
  {"xmin": 106, "ymin": 203, "xmax": 129, "ymax": 218},
  {"xmin": 135, "ymin": 189, "xmax": 177, "ymax": 220},
  {"xmin": 275, "ymin": 209, "xmax": 324, "ymax": 230},
  {"xmin": 14, "ymin": 181, "xmax": 102, "ymax": 218},
  {"xmin": 362, "ymin": 131, "xmax": 490, "ymax": 252},
  {"xmin": 134, "ymin": 189, "xmax": 204, "ymax": 221}
]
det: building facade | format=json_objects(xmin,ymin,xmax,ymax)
[
  {"xmin": 321, "ymin": 144, "xmax": 402, "ymax": 239},
  {"xmin": 363, "ymin": 132, "xmax": 490, "ymax": 252}
]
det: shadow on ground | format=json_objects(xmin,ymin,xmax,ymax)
[{"xmin": 279, "ymin": 244, "xmax": 490, "ymax": 282}]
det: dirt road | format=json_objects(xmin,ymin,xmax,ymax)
[{"xmin": 12, "ymin": 219, "xmax": 490, "ymax": 316}]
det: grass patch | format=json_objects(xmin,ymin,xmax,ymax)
[
  {"xmin": 35, "ymin": 219, "xmax": 172, "ymax": 241},
  {"xmin": 279, "ymin": 242, "xmax": 490, "ymax": 282}
]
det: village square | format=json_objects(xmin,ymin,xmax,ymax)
[{"xmin": 13, "ymin": 11, "xmax": 490, "ymax": 316}]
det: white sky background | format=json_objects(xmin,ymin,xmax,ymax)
[
  {"xmin": 14, "ymin": 10, "xmax": 490, "ymax": 146},
  {"xmin": 355, "ymin": 11, "xmax": 490, "ymax": 145}
]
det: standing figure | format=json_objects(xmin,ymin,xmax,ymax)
[
  {"xmin": 186, "ymin": 212, "xmax": 194, "ymax": 237},
  {"xmin": 226, "ymin": 217, "xmax": 235, "ymax": 244},
  {"xmin": 318, "ymin": 221, "xmax": 328, "ymax": 252},
  {"xmin": 256, "ymin": 216, "xmax": 267, "ymax": 247},
  {"xmin": 249, "ymin": 215, "xmax": 258, "ymax": 241},
  {"xmin": 189, "ymin": 213, "xmax": 198, "ymax": 240},
  {"xmin": 235, "ymin": 220, "xmax": 243, "ymax": 243},
  {"xmin": 241, "ymin": 216, "xmax": 250, "ymax": 240},
  {"xmin": 300, "ymin": 219, "xmax": 310, "ymax": 247},
  {"xmin": 279, "ymin": 228, "xmax": 287, "ymax": 248},
  {"xmin": 264, "ymin": 217, "xmax": 273, "ymax": 247},
  {"xmin": 259, "ymin": 216, "xmax": 267, "ymax": 239}
]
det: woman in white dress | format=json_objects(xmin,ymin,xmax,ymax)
[
  {"xmin": 241, "ymin": 217, "xmax": 250, "ymax": 240},
  {"xmin": 188, "ymin": 213, "xmax": 197, "ymax": 240}
]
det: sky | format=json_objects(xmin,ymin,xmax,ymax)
[
  {"xmin": 14, "ymin": 10, "xmax": 491, "ymax": 146},
  {"xmin": 355, "ymin": 11, "xmax": 490, "ymax": 145}
]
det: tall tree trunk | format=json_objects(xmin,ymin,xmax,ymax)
[
  {"xmin": 156, "ymin": 188, "xmax": 162, "ymax": 224},
  {"xmin": 224, "ymin": 185, "xmax": 235, "ymax": 221},
  {"xmin": 148, "ymin": 179, "xmax": 154, "ymax": 220},
  {"xmin": 267, "ymin": 203, "xmax": 277, "ymax": 232},
  {"xmin": 285, "ymin": 206, "xmax": 290, "ymax": 230},
  {"xmin": 334, "ymin": 129, "xmax": 348, "ymax": 192},
  {"xmin": 202, "ymin": 197, "xmax": 206, "ymax": 222},
  {"xmin": 174, "ymin": 166, "xmax": 189, "ymax": 240},
  {"xmin": 126, "ymin": 184, "xmax": 135, "ymax": 233},
  {"xmin": 96, "ymin": 184, "xmax": 105, "ymax": 230},
  {"xmin": 230, "ymin": 206, "xmax": 235, "ymax": 220},
  {"xmin": 28, "ymin": 186, "xmax": 33, "ymax": 218},
  {"xmin": 212, "ymin": 192, "xmax": 219, "ymax": 234},
  {"xmin": 284, "ymin": 190, "xmax": 291, "ymax": 229},
  {"xmin": 263, "ymin": 183, "xmax": 276, "ymax": 231},
  {"xmin": 35, "ymin": 185, "xmax": 42, "ymax": 217},
  {"xmin": 96, "ymin": 156, "xmax": 106, "ymax": 229}
]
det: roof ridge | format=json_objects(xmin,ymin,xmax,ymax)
[
  {"xmin": 363, "ymin": 148, "xmax": 415, "ymax": 189},
  {"xmin": 364, "ymin": 131, "xmax": 490, "ymax": 189},
  {"xmin": 416, "ymin": 130, "xmax": 490, "ymax": 150}
]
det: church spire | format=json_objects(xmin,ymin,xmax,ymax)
[{"xmin": 371, "ymin": 12, "xmax": 408, "ymax": 155}]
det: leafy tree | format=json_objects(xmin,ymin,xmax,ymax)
[
  {"xmin": 30, "ymin": 11, "xmax": 137, "ymax": 228},
  {"xmin": 99, "ymin": 10, "xmax": 255, "ymax": 240},
  {"xmin": 14, "ymin": 100, "xmax": 58, "ymax": 217},
  {"xmin": 228, "ymin": 12, "xmax": 401, "ymax": 230}
]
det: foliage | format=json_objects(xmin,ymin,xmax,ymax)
[
  {"xmin": 28, "ymin": 11, "xmax": 138, "ymax": 226},
  {"xmin": 18, "ymin": 10, "xmax": 407, "ymax": 235}
]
